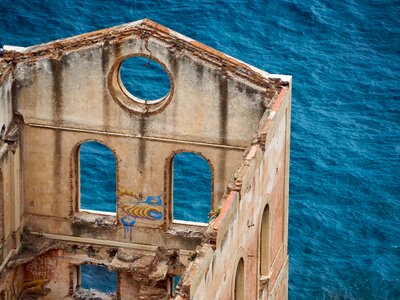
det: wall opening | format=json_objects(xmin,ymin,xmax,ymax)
[
  {"xmin": 119, "ymin": 56, "xmax": 171, "ymax": 103},
  {"xmin": 234, "ymin": 258, "xmax": 245, "ymax": 300},
  {"xmin": 172, "ymin": 152, "xmax": 212, "ymax": 223},
  {"xmin": 167, "ymin": 275, "xmax": 181, "ymax": 297},
  {"xmin": 76, "ymin": 265, "xmax": 117, "ymax": 295},
  {"xmin": 173, "ymin": 275, "xmax": 181, "ymax": 290},
  {"xmin": 172, "ymin": 275, "xmax": 181, "ymax": 296},
  {"xmin": 79, "ymin": 141, "xmax": 116, "ymax": 213},
  {"xmin": 260, "ymin": 204, "xmax": 270, "ymax": 277}
]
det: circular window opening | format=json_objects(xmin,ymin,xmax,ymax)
[{"xmin": 119, "ymin": 56, "xmax": 171, "ymax": 103}]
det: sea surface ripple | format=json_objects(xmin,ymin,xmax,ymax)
[{"xmin": 1, "ymin": 0, "xmax": 399, "ymax": 299}]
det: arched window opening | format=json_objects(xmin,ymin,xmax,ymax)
[
  {"xmin": 79, "ymin": 141, "xmax": 116, "ymax": 213},
  {"xmin": 234, "ymin": 258, "xmax": 245, "ymax": 300},
  {"xmin": 172, "ymin": 152, "xmax": 212, "ymax": 223},
  {"xmin": 260, "ymin": 205, "xmax": 270, "ymax": 277}
]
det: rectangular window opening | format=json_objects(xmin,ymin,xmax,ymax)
[
  {"xmin": 78, "ymin": 141, "xmax": 117, "ymax": 214},
  {"xmin": 171, "ymin": 152, "xmax": 212, "ymax": 224},
  {"xmin": 74, "ymin": 265, "xmax": 117, "ymax": 298}
]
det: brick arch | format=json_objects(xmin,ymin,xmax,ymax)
[
  {"xmin": 232, "ymin": 247, "xmax": 247, "ymax": 300},
  {"xmin": 257, "ymin": 194, "xmax": 272, "ymax": 298},
  {"xmin": 163, "ymin": 149, "xmax": 215, "ymax": 227},
  {"xmin": 69, "ymin": 139, "xmax": 120, "ymax": 219}
]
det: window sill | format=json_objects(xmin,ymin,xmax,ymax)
[
  {"xmin": 79, "ymin": 209, "xmax": 116, "ymax": 216},
  {"xmin": 165, "ymin": 220, "xmax": 209, "ymax": 238},
  {"xmin": 73, "ymin": 211, "xmax": 117, "ymax": 228},
  {"xmin": 172, "ymin": 220, "xmax": 209, "ymax": 227}
]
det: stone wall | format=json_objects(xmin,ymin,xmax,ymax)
[{"xmin": 0, "ymin": 19, "xmax": 291, "ymax": 299}]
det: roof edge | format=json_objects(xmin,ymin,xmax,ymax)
[{"xmin": 0, "ymin": 19, "xmax": 289, "ymax": 91}]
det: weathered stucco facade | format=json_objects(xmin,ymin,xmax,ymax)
[{"xmin": 0, "ymin": 19, "xmax": 291, "ymax": 299}]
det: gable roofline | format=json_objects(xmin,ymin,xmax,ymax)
[{"xmin": 1, "ymin": 19, "xmax": 288, "ymax": 93}]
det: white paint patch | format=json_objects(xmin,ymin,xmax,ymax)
[
  {"xmin": 3, "ymin": 45, "xmax": 26, "ymax": 52},
  {"xmin": 268, "ymin": 111, "xmax": 276, "ymax": 120}
]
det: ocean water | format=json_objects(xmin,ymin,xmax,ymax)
[
  {"xmin": 1, "ymin": 1, "xmax": 399, "ymax": 299},
  {"xmin": 120, "ymin": 56, "xmax": 171, "ymax": 101},
  {"xmin": 80, "ymin": 141, "xmax": 117, "ymax": 212},
  {"xmin": 80, "ymin": 265, "xmax": 117, "ymax": 293},
  {"xmin": 173, "ymin": 152, "xmax": 212, "ymax": 223}
]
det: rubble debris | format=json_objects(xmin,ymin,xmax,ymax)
[
  {"xmin": 7, "ymin": 232, "xmax": 60, "ymax": 269},
  {"xmin": 73, "ymin": 288, "xmax": 116, "ymax": 300},
  {"xmin": 110, "ymin": 247, "xmax": 184, "ymax": 283},
  {"xmin": 73, "ymin": 211, "xmax": 118, "ymax": 227}
]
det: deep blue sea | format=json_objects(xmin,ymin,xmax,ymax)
[{"xmin": 1, "ymin": 1, "xmax": 399, "ymax": 299}]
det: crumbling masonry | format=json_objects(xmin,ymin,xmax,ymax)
[{"xmin": 0, "ymin": 19, "xmax": 291, "ymax": 299}]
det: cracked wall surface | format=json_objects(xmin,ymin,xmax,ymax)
[{"xmin": 0, "ymin": 19, "xmax": 291, "ymax": 299}]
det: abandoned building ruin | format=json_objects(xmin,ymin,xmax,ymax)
[{"xmin": 0, "ymin": 19, "xmax": 291, "ymax": 299}]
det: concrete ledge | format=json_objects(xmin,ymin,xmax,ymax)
[
  {"xmin": 214, "ymin": 191, "xmax": 239, "ymax": 248},
  {"xmin": 30, "ymin": 232, "xmax": 193, "ymax": 256},
  {"xmin": 73, "ymin": 211, "xmax": 117, "ymax": 227},
  {"xmin": 173, "ymin": 220, "xmax": 208, "ymax": 227}
]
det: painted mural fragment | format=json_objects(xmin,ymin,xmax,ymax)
[
  {"xmin": 4, "ymin": 270, "xmax": 50, "ymax": 300},
  {"xmin": 118, "ymin": 189, "xmax": 163, "ymax": 240},
  {"xmin": 14, "ymin": 279, "xmax": 50, "ymax": 300}
]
